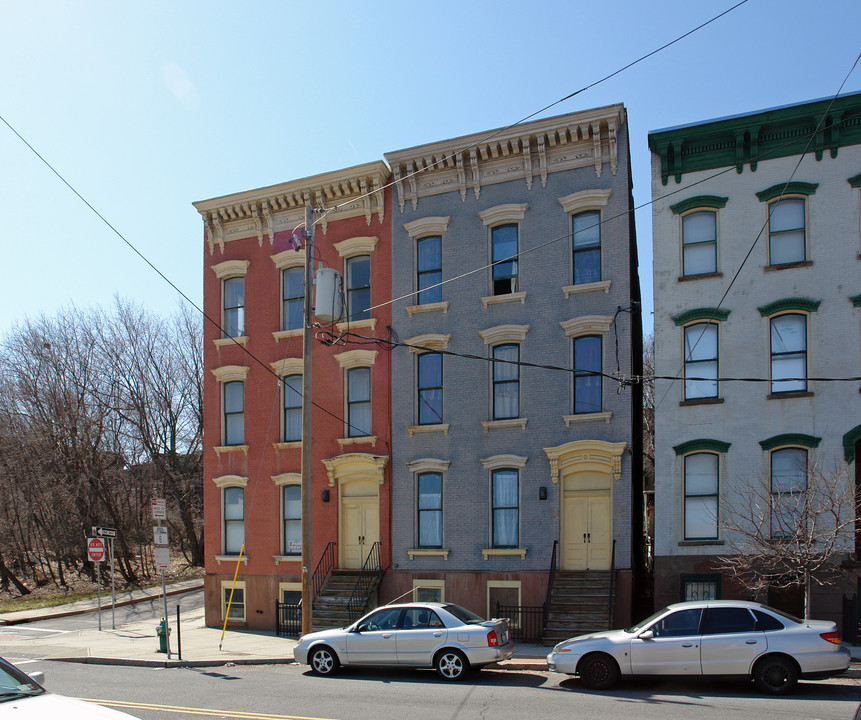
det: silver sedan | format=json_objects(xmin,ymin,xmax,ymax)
[
  {"xmin": 293, "ymin": 602, "xmax": 514, "ymax": 680},
  {"xmin": 547, "ymin": 599, "xmax": 850, "ymax": 694}
]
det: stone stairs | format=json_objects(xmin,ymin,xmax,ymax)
[
  {"xmin": 312, "ymin": 569, "xmax": 381, "ymax": 631},
  {"xmin": 543, "ymin": 570, "xmax": 613, "ymax": 645}
]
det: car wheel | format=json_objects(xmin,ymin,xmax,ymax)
[
  {"xmin": 753, "ymin": 656, "xmax": 798, "ymax": 695},
  {"xmin": 309, "ymin": 645, "xmax": 339, "ymax": 676},
  {"xmin": 435, "ymin": 649, "xmax": 468, "ymax": 681},
  {"xmin": 579, "ymin": 653, "xmax": 620, "ymax": 690}
]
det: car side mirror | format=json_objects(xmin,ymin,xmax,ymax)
[
  {"xmin": 638, "ymin": 630, "xmax": 655, "ymax": 640},
  {"xmin": 28, "ymin": 671, "xmax": 45, "ymax": 685}
]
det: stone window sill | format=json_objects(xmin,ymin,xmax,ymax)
[
  {"xmin": 337, "ymin": 435, "xmax": 378, "ymax": 447},
  {"xmin": 563, "ymin": 411, "xmax": 611, "ymax": 426},
  {"xmin": 214, "ymin": 445, "xmax": 248, "ymax": 455},
  {"xmin": 273, "ymin": 441, "xmax": 302, "ymax": 450},
  {"xmin": 337, "ymin": 318, "xmax": 377, "ymax": 332},
  {"xmin": 767, "ymin": 391, "xmax": 813, "ymax": 400},
  {"xmin": 273, "ymin": 555, "xmax": 301, "ymax": 565},
  {"xmin": 214, "ymin": 336, "xmax": 248, "ymax": 348},
  {"xmin": 562, "ymin": 280, "xmax": 611, "ymax": 297},
  {"xmin": 407, "ymin": 548, "xmax": 450, "ymax": 560},
  {"xmin": 215, "ymin": 554, "xmax": 248, "ymax": 565},
  {"xmin": 407, "ymin": 424, "xmax": 450, "ymax": 437},
  {"xmin": 678, "ymin": 272, "xmax": 723, "ymax": 282},
  {"xmin": 273, "ymin": 329, "xmax": 303, "ymax": 342},
  {"xmin": 678, "ymin": 540, "xmax": 724, "ymax": 547},
  {"xmin": 482, "ymin": 548, "xmax": 527, "ymax": 559},
  {"xmin": 480, "ymin": 291, "xmax": 526, "ymax": 308},
  {"xmin": 765, "ymin": 260, "xmax": 812, "ymax": 272},
  {"xmin": 679, "ymin": 397, "xmax": 724, "ymax": 407},
  {"xmin": 406, "ymin": 301, "xmax": 449, "ymax": 318},
  {"xmin": 481, "ymin": 418, "xmax": 528, "ymax": 432}
]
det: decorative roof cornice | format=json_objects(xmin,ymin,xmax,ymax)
[
  {"xmin": 673, "ymin": 439, "xmax": 731, "ymax": 456},
  {"xmin": 648, "ymin": 91, "xmax": 861, "ymax": 185},
  {"xmin": 757, "ymin": 298, "xmax": 821, "ymax": 317},
  {"xmin": 672, "ymin": 308, "xmax": 731, "ymax": 326},
  {"xmin": 849, "ymin": 173, "xmax": 861, "ymax": 188},
  {"xmin": 193, "ymin": 161, "xmax": 390, "ymax": 255},
  {"xmin": 385, "ymin": 104, "xmax": 626, "ymax": 212},
  {"xmin": 759, "ymin": 433, "xmax": 821, "ymax": 451}
]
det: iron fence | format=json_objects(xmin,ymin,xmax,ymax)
[
  {"xmin": 842, "ymin": 594, "xmax": 859, "ymax": 645},
  {"xmin": 496, "ymin": 603, "xmax": 545, "ymax": 643},
  {"xmin": 276, "ymin": 601, "xmax": 302, "ymax": 638}
]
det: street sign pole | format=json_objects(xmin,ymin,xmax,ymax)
[
  {"xmin": 109, "ymin": 538, "xmax": 116, "ymax": 630},
  {"xmin": 97, "ymin": 563, "xmax": 101, "ymax": 631},
  {"xmin": 152, "ymin": 499, "xmax": 171, "ymax": 659}
]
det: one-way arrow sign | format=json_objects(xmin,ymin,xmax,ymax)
[{"xmin": 92, "ymin": 526, "xmax": 117, "ymax": 538}]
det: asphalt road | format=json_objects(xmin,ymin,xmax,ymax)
[{"xmin": 12, "ymin": 659, "xmax": 861, "ymax": 720}]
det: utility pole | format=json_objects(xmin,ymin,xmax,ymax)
[{"xmin": 301, "ymin": 206, "xmax": 315, "ymax": 636}]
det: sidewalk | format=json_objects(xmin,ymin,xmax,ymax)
[
  {"xmin": 0, "ymin": 584, "xmax": 857, "ymax": 675},
  {"xmin": 0, "ymin": 582, "xmax": 547, "ymax": 670}
]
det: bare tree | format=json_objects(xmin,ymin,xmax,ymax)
[
  {"xmin": 714, "ymin": 458, "xmax": 855, "ymax": 618},
  {"xmin": 0, "ymin": 300, "xmax": 203, "ymax": 596}
]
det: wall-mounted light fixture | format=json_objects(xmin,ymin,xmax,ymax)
[
  {"xmin": 321, "ymin": 489, "xmax": 330, "ymax": 502},
  {"xmin": 539, "ymin": 486, "xmax": 547, "ymax": 501}
]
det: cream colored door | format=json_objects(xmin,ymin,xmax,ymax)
[
  {"xmin": 341, "ymin": 498, "xmax": 379, "ymax": 569},
  {"xmin": 562, "ymin": 492, "xmax": 611, "ymax": 570}
]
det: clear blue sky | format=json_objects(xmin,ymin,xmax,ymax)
[{"xmin": 1, "ymin": 0, "xmax": 859, "ymax": 336}]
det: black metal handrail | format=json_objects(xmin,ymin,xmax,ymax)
[
  {"xmin": 311, "ymin": 541, "xmax": 337, "ymax": 603},
  {"xmin": 608, "ymin": 538, "xmax": 617, "ymax": 629},
  {"xmin": 275, "ymin": 600, "xmax": 302, "ymax": 637},
  {"xmin": 346, "ymin": 542, "xmax": 381, "ymax": 622},
  {"xmin": 542, "ymin": 540, "xmax": 559, "ymax": 635}
]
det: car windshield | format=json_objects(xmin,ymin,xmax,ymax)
[
  {"xmin": 626, "ymin": 607, "xmax": 671, "ymax": 633},
  {"xmin": 442, "ymin": 604, "xmax": 486, "ymax": 625},
  {"xmin": 0, "ymin": 663, "xmax": 44, "ymax": 702}
]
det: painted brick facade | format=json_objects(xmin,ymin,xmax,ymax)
[{"xmin": 649, "ymin": 92, "xmax": 861, "ymax": 625}]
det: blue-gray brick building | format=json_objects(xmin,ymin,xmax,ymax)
[{"xmin": 383, "ymin": 104, "xmax": 643, "ymax": 635}]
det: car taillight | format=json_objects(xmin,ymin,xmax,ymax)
[
  {"xmin": 820, "ymin": 631, "xmax": 841, "ymax": 645},
  {"xmin": 487, "ymin": 630, "xmax": 499, "ymax": 647}
]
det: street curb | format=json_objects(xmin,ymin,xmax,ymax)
[
  {"xmin": 50, "ymin": 656, "xmax": 297, "ymax": 669},
  {"xmin": 0, "ymin": 583, "xmax": 205, "ymax": 626}
]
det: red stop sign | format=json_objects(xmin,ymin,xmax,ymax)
[{"xmin": 87, "ymin": 537, "xmax": 106, "ymax": 562}]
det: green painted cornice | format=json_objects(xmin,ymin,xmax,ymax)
[
  {"xmin": 759, "ymin": 433, "xmax": 822, "ymax": 452},
  {"xmin": 757, "ymin": 298, "xmax": 821, "ymax": 317},
  {"xmin": 756, "ymin": 182, "xmax": 819, "ymax": 202},
  {"xmin": 648, "ymin": 91, "xmax": 861, "ymax": 185},
  {"xmin": 850, "ymin": 294, "xmax": 861, "ymax": 308},
  {"xmin": 672, "ymin": 308, "xmax": 731, "ymax": 326},
  {"xmin": 674, "ymin": 439, "xmax": 731, "ymax": 456},
  {"xmin": 844, "ymin": 424, "xmax": 861, "ymax": 463},
  {"xmin": 670, "ymin": 195, "xmax": 729, "ymax": 215},
  {"xmin": 849, "ymin": 173, "xmax": 861, "ymax": 188}
]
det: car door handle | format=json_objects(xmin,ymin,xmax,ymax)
[
  {"xmin": 681, "ymin": 643, "xmax": 694, "ymax": 647},
  {"xmin": 433, "ymin": 632, "xmax": 443, "ymax": 637},
  {"xmin": 745, "ymin": 640, "xmax": 758, "ymax": 644},
  {"xmin": 382, "ymin": 633, "xmax": 392, "ymax": 639}
]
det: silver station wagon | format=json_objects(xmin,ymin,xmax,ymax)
[
  {"xmin": 293, "ymin": 602, "xmax": 514, "ymax": 680},
  {"xmin": 547, "ymin": 600, "xmax": 850, "ymax": 694}
]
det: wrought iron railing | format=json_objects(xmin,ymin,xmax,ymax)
[
  {"xmin": 311, "ymin": 541, "xmax": 337, "ymax": 603},
  {"xmin": 497, "ymin": 603, "xmax": 544, "ymax": 643},
  {"xmin": 608, "ymin": 538, "xmax": 617, "ymax": 629},
  {"xmin": 346, "ymin": 542, "xmax": 381, "ymax": 622},
  {"xmin": 542, "ymin": 539, "xmax": 559, "ymax": 637},
  {"xmin": 275, "ymin": 601, "xmax": 302, "ymax": 637}
]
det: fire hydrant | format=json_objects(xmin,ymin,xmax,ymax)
[{"xmin": 156, "ymin": 619, "xmax": 171, "ymax": 653}]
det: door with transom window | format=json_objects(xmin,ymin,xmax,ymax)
[{"xmin": 340, "ymin": 482, "xmax": 380, "ymax": 569}]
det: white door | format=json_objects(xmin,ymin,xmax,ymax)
[{"xmin": 562, "ymin": 491, "xmax": 611, "ymax": 570}]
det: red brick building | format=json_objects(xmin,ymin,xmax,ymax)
[{"xmin": 194, "ymin": 162, "xmax": 392, "ymax": 629}]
